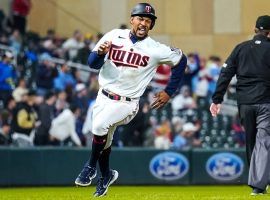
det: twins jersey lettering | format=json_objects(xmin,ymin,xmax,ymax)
[{"xmin": 93, "ymin": 29, "xmax": 182, "ymax": 98}]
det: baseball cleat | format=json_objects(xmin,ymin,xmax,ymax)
[
  {"xmin": 75, "ymin": 164, "xmax": 97, "ymax": 186},
  {"xmin": 250, "ymin": 187, "xmax": 266, "ymax": 196},
  {"xmin": 93, "ymin": 169, "xmax": 119, "ymax": 197}
]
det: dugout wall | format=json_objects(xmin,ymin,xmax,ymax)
[{"xmin": 0, "ymin": 147, "xmax": 247, "ymax": 186}]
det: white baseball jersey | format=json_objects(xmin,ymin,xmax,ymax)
[{"xmin": 93, "ymin": 29, "xmax": 183, "ymax": 98}]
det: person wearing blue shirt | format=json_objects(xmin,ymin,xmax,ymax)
[
  {"xmin": 54, "ymin": 63, "xmax": 76, "ymax": 91},
  {"xmin": 0, "ymin": 51, "xmax": 16, "ymax": 104}
]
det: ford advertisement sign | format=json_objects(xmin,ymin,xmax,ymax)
[
  {"xmin": 149, "ymin": 152, "xmax": 189, "ymax": 181},
  {"xmin": 206, "ymin": 152, "xmax": 244, "ymax": 181}
]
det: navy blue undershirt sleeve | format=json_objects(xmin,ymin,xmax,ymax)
[
  {"xmin": 87, "ymin": 51, "xmax": 106, "ymax": 69},
  {"xmin": 164, "ymin": 54, "xmax": 187, "ymax": 97}
]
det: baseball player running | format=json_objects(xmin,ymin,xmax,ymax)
[{"xmin": 75, "ymin": 3, "xmax": 187, "ymax": 197}]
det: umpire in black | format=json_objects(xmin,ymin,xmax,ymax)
[{"xmin": 210, "ymin": 15, "xmax": 270, "ymax": 195}]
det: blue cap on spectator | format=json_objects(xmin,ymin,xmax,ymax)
[{"xmin": 39, "ymin": 53, "xmax": 52, "ymax": 61}]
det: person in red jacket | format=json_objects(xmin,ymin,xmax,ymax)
[{"xmin": 11, "ymin": 0, "xmax": 31, "ymax": 34}]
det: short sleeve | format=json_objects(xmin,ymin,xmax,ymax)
[{"xmin": 158, "ymin": 44, "xmax": 183, "ymax": 66}]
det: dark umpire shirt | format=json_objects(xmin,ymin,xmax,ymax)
[{"xmin": 212, "ymin": 34, "xmax": 270, "ymax": 105}]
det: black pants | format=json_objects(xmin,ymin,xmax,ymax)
[
  {"xmin": 239, "ymin": 104, "xmax": 257, "ymax": 165},
  {"xmin": 239, "ymin": 103, "xmax": 270, "ymax": 189},
  {"xmin": 12, "ymin": 15, "xmax": 26, "ymax": 35}
]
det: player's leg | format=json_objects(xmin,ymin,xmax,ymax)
[
  {"xmin": 74, "ymin": 158, "xmax": 97, "ymax": 186},
  {"xmin": 75, "ymin": 92, "xmax": 138, "ymax": 187},
  {"xmin": 74, "ymin": 134, "xmax": 104, "ymax": 186},
  {"xmin": 93, "ymin": 126, "xmax": 119, "ymax": 197},
  {"xmin": 248, "ymin": 104, "xmax": 270, "ymax": 195},
  {"xmin": 97, "ymin": 125, "xmax": 117, "ymax": 179},
  {"xmin": 75, "ymin": 95, "xmax": 107, "ymax": 186},
  {"xmin": 93, "ymin": 98, "xmax": 138, "ymax": 196},
  {"xmin": 99, "ymin": 146, "xmax": 111, "ymax": 178},
  {"xmin": 94, "ymin": 145, "xmax": 119, "ymax": 197}
]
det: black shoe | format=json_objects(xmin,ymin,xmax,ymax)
[
  {"xmin": 93, "ymin": 169, "xmax": 119, "ymax": 197},
  {"xmin": 75, "ymin": 164, "xmax": 97, "ymax": 186},
  {"xmin": 250, "ymin": 187, "xmax": 266, "ymax": 196}
]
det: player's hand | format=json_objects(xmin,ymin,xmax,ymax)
[
  {"xmin": 151, "ymin": 91, "xmax": 170, "ymax": 109},
  {"xmin": 97, "ymin": 41, "xmax": 111, "ymax": 55},
  {"xmin": 210, "ymin": 103, "xmax": 221, "ymax": 117}
]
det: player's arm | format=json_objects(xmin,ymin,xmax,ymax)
[
  {"xmin": 88, "ymin": 29, "xmax": 115, "ymax": 69},
  {"xmin": 164, "ymin": 54, "xmax": 187, "ymax": 97},
  {"xmin": 88, "ymin": 51, "xmax": 105, "ymax": 69},
  {"xmin": 151, "ymin": 54, "xmax": 187, "ymax": 109},
  {"xmin": 210, "ymin": 45, "xmax": 238, "ymax": 116},
  {"xmin": 88, "ymin": 41, "xmax": 111, "ymax": 69}
]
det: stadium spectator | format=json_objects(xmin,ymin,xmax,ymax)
[
  {"xmin": 1, "ymin": 96, "xmax": 16, "ymax": 125},
  {"xmin": 10, "ymin": 0, "xmax": 32, "ymax": 35},
  {"xmin": 34, "ymin": 91, "xmax": 56, "ymax": 146},
  {"xmin": 171, "ymin": 85, "xmax": 197, "ymax": 111},
  {"xmin": 88, "ymin": 74, "xmax": 99, "ymax": 100},
  {"xmin": 11, "ymin": 90, "xmax": 37, "ymax": 147},
  {"xmin": 72, "ymin": 83, "xmax": 88, "ymax": 115},
  {"xmin": 42, "ymin": 29, "xmax": 56, "ymax": 41},
  {"xmin": 23, "ymin": 39, "xmax": 39, "ymax": 85},
  {"xmin": 41, "ymin": 37, "xmax": 56, "ymax": 55},
  {"xmin": 231, "ymin": 116, "xmax": 245, "ymax": 147},
  {"xmin": 54, "ymin": 63, "xmax": 76, "ymax": 92},
  {"xmin": 62, "ymin": 29, "xmax": 84, "ymax": 60},
  {"xmin": 172, "ymin": 122, "xmax": 199, "ymax": 149},
  {"xmin": 143, "ymin": 116, "xmax": 158, "ymax": 147},
  {"xmin": 0, "ymin": 32, "xmax": 9, "ymax": 45},
  {"xmin": 206, "ymin": 55, "xmax": 222, "ymax": 96},
  {"xmin": 36, "ymin": 53, "xmax": 58, "ymax": 96},
  {"xmin": 55, "ymin": 90, "xmax": 68, "ymax": 115},
  {"xmin": 41, "ymin": 29, "xmax": 64, "ymax": 59},
  {"xmin": 9, "ymin": 29, "xmax": 22, "ymax": 54},
  {"xmin": 171, "ymin": 116, "xmax": 184, "ymax": 138},
  {"xmin": 73, "ymin": 33, "xmax": 94, "ymax": 64},
  {"xmin": 194, "ymin": 69, "xmax": 210, "ymax": 102},
  {"xmin": 12, "ymin": 78, "xmax": 28, "ymax": 102},
  {"xmin": 72, "ymin": 83, "xmax": 89, "ymax": 145},
  {"xmin": 94, "ymin": 32, "xmax": 103, "ymax": 44},
  {"xmin": 154, "ymin": 119, "xmax": 172, "ymax": 149},
  {"xmin": 181, "ymin": 53, "xmax": 200, "ymax": 92},
  {"xmin": 49, "ymin": 104, "xmax": 82, "ymax": 147},
  {"xmin": 0, "ymin": 8, "xmax": 6, "ymax": 33},
  {"xmin": 0, "ymin": 51, "xmax": 16, "ymax": 105},
  {"xmin": 0, "ymin": 122, "xmax": 11, "ymax": 145},
  {"xmin": 119, "ymin": 24, "xmax": 128, "ymax": 29}
]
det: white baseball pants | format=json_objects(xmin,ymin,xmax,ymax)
[{"xmin": 91, "ymin": 89, "xmax": 139, "ymax": 149}]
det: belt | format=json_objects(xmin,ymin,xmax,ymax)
[{"xmin": 102, "ymin": 89, "xmax": 131, "ymax": 101}]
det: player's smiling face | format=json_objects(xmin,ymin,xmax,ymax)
[{"xmin": 130, "ymin": 16, "xmax": 152, "ymax": 38}]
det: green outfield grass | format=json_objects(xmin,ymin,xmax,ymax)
[{"xmin": 0, "ymin": 186, "xmax": 269, "ymax": 200}]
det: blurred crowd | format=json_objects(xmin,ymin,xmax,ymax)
[{"xmin": 0, "ymin": 2, "xmax": 244, "ymax": 148}]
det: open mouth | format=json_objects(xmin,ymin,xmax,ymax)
[{"xmin": 137, "ymin": 27, "xmax": 147, "ymax": 36}]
